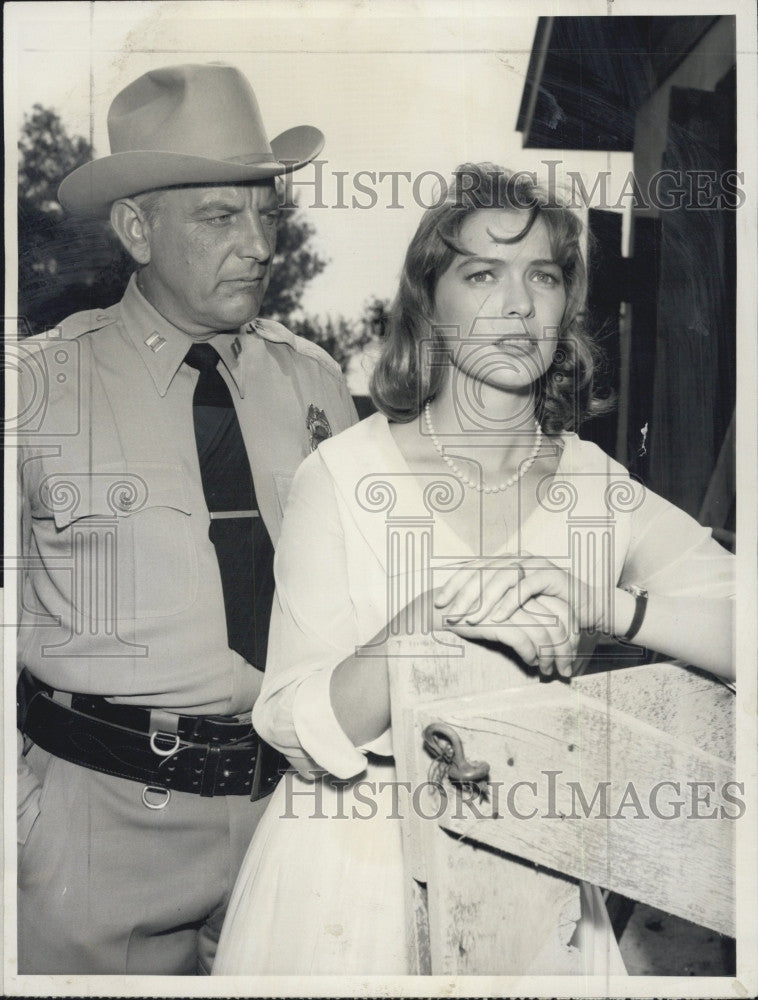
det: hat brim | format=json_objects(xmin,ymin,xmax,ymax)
[{"xmin": 58, "ymin": 125, "xmax": 325, "ymax": 218}]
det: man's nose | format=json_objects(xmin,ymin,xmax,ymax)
[
  {"xmin": 237, "ymin": 209, "xmax": 274, "ymax": 262},
  {"xmin": 496, "ymin": 277, "xmax": 534, "ymax": 318}
]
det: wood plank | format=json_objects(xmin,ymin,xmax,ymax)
[
  {"xmin": 413, "ymin": 663, "xmax": 735, "ymax": 936},
  {"xmin": 387, "ymin": 631, "xmax": 539, "ymax": 885},
  {"xmin": 425, "ymin": 816, "xmax": 583, "ymax": 975},
  {"xmin": 387, "ymin": 630, "xmax": 582, "ymax": 973}
]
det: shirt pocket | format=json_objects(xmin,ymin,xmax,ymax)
[{"xmin": 38, "ymin": 463, "xmax": 198, "ymax": 621}]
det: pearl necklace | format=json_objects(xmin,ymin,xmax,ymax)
[{"xmin": 423, "ymin": 400, "xmax": 542, "ymax": 494}]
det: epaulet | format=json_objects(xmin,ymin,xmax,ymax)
[
  {"xmin": 244, "ymin": 317, "xmax": 344, "ymax": 380},
  {"xmin": 27, "ymin": 305, "xmax": 119, "ymax": 345}
]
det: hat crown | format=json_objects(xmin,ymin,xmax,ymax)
[
  {"xmin": 58, "ymin": 63, "xmax": 324, "ymax": 217},
  {"xmin": 107, "ymin": 63, "xmax": 273, "ymax": 164}
]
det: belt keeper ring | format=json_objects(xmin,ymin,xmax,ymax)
[
  {"xmin": 142, "ymin": 785, "xmax": 171, "ymax": 810},
  {"xmin": 149, "ymin": 731, "xmax": 181, "ymax": 757}
]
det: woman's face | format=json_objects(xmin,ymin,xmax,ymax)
[{"xmin": 432, "ymin": 209, "xmax": 567, "ymax": 393}]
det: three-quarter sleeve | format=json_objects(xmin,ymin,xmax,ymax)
[
  {"xmin": 253, "ymin": 450, "xmax": 391, "ymax": 781},
  {"xmin": 620, "ymin": 484, "xmax": 734, "ymax": 597}
]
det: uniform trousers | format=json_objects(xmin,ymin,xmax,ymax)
[{"xmin": 17, "ymin": 743, "xmax": 269, "ymax": 975}]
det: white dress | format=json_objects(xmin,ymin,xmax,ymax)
[{"xmin": 213, "ymin": 413, "xmax": 734, "ymax": 976}]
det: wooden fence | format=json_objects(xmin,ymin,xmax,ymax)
[{"xmin": 389, "ymin": 633, "xmax": 735, "ymax": 974}]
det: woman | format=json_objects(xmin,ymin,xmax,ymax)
[{"xmin": 213, "ymin": 163, "xmax": 734, "ymax": 976}]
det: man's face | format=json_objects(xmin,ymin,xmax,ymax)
[{"xmin": 138, "ymin": 181, "xmax": 280, "ymax": 337}]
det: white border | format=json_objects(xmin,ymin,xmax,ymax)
[{"xmin": 4, "ymin": 1, "xmax": 757, "ymax": 996}]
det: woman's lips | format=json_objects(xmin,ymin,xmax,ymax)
[{"xmin": 493, "ymin": 335, "xmax": 537, "ymax": 351}]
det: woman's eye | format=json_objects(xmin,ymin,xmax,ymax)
[
  {"xmin": 465, "ymin": 270, "xmax": 495, "ymax": 285},
  {"xmin": 532, "ymin": 270, "xmax": 562, "ymax": 286}
]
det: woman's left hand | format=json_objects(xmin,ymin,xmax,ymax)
[{"xmin": 435, "ymin": 552, "xmax": 611, "ymax": 637}]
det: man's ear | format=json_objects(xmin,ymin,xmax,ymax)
[{"xmin": 110, "ymin": 199, "xmax": 153, "ymax": 265}]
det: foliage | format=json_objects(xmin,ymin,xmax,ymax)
[
  {"xmin": 291, "ymin": 297, "xmax": 389, "ymax": 372},
  {"xmin": 260, "ymin": 208, "xmax": 327, "ymax": 323},
  {"xmin": 18, "ymin": 105, "xmax": 137, "ymax": 334},
  {"xmin": 19, "ymin": 104, "xmax": 93, "ymax": 206}
]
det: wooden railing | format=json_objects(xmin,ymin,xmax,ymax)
[{"xmin": 388, "ymin": 632, "xmax": 735, "ymax": 975}]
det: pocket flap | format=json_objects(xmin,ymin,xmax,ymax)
[{"xmin": 39, "ymin": 464, "xmax": 192, "ymax": 529}]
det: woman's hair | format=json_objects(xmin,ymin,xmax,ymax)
[{"xmin": 370, "ymin": 161, "xmax": 612, "ymax": 434}]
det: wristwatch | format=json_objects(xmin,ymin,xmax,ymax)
[{"xmin": 618, "ymin": 584, "xmax": 648, "ymax": 641}]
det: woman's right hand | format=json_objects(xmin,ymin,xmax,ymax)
[{"xmin": 442, "ymin": 593, "xmax": 580, "ymax": 677}]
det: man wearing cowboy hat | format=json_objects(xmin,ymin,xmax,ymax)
[{"xmin": 16, "ymin": 63, "xmax": 356, "ymax": 975}]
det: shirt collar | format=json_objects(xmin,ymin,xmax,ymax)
[{"xmin": 120, "ymin": 273, "xmax": 248, "ymax": 399}]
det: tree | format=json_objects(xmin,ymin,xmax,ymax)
[
  {"xmin": 18, "ymin": 105, "xmax": 137, "ymax": 334},
  {"xmin": 19, "ymin": 105, "xmax": 92, "ymax": 207},
  {"xmin": 260, "ymin": 207, "xmax": 327, "ymax": 322},
  {"xmin": 17, "ymin": 105, "xmax": 330, "ymax": 337},
  {"xmin": 291, "ymin": 296, "xmax": 389, "ymax": 372}
]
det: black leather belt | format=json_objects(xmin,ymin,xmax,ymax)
[{"xmin": 17, "ymin": 669, "xmax": 287, "ymax": 800}]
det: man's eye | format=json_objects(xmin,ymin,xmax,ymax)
[
  {"xmin": 262, "ymin": 210, "xmax": 280, "ymax": 226},
  {"xmin": 464, "ymin": 270, "xmax": 495, "ymax": 285},
  {"xmin": 206, "ymin": 214, "xmax": 233, "ymax": 226}
]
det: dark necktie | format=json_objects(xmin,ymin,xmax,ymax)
[{"xmin": 184, "ymin": 341, "xmax": 275, "ymax": 668}]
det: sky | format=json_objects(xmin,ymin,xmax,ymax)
[{"xmin": 7, "ymin": 0, "xmax": 633, "ymax": 390}]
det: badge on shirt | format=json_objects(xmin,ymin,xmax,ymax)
[{"xmin": 306, "ymin": 404, "xmax": 332, "ymax": 451}]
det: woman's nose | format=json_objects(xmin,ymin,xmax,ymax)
[{"xmin": 497, "ymin": 278, "xmax": 534, "ymax": 318}]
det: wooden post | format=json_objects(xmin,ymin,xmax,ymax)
[{"xmin": 388, "ymin": 634, "xmax": 584, "ymax": 974}]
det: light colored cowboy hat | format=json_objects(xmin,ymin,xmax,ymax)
[{"xmin": 58, "ymin": 63, "xmax": 325, "ymax": 218}]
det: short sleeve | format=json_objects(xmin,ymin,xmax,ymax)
[{"xmin": 253, "ymin": 450, "xmax": 390, "ymax": 781}]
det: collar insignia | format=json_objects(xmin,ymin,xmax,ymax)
[{"xmin": 144, "ymin": 332, "xmax": 166, "ymax": 353}]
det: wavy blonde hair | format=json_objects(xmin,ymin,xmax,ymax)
[{"xmin": 370, "ymin": 162, "xmax": 612, "ymax": 434}]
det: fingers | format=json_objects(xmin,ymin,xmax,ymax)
[
  {"xmin": 475, "ymin": 568, "xmax": 569, "ymax": 626},
  {"xmin": 434, "ymin": 558, "xmax": 578, "ymax": 641},
  {"xmin": 435, "ymin": 562, "xmax": 522, "ymax": 622},
  {"xmin": 434, "ymin": 566, "xmax": 483, "ymax": 617},
  {"xmin": 449, "ymin": 605, "xmax": 560, "ymax": 677},
  {"xmin": 449, "ymin": 618, "xmax": 542, "ymax": 671},
  {"xmin": 524, "ymin": 596, "xmax": 579, "ymax": 677},
  {"xmin": 451, "ymin": 567, "xmax": 526, "ymax": 624},
  {"xmin": 448, "ymin": 595, "xmax": 581, "ymax": 680},
  {"xmin": 509, "ymin": 606, "xmax": 556, "ymax": 677}
]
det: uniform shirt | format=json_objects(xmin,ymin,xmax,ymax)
[{"xmin": 17, "ymin": 274, "xmax": 357, "ymax": 717}]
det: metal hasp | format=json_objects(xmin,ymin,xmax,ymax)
[{"xmin": 422, "ymin": 722, "xmax": 490, "ymax": 785}]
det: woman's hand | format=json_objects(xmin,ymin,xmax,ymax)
[
  {"xmin": 445, "ymin": 593, "xmax": 579, "ymax": 677},
  {"xmin": 375, "ymin": 586, "xmax": 579, "ymax": 676},
  {"xmin": 434, "ymin": 553, "xmax": 612, "ymax": 636}
]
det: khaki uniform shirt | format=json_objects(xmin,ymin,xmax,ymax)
[{"xmin": 17, "ymin": 274, "xmax": 357, "ymax": 717}]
